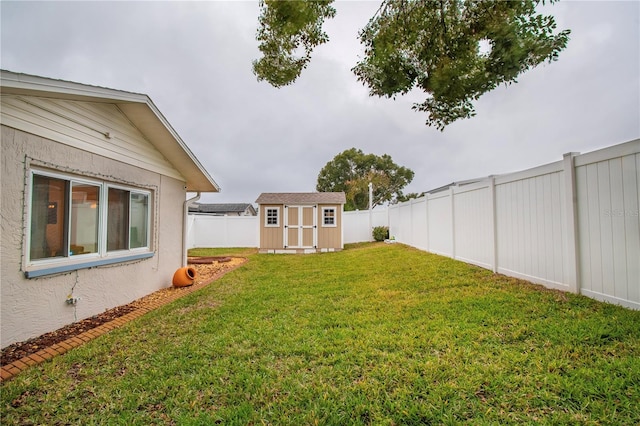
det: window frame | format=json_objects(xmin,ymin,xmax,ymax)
[
  {"xmin": 105, "ymin": 183, "xmax": 151, "ymax": 255},
  {"xmin": 25, "ymin": 168, "xmax": 153, "ymax": 278},
  {"xmin": 322, "ymin": 206, "xmax": 337, "ymax": 227},
  {"xmin": 264, "ymin": 207, "xmax": 280, "ymax": 227}
]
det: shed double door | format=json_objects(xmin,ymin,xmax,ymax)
[{"xmin": 284, "ymin": 205, "xmax": 316, "ymax": 249}]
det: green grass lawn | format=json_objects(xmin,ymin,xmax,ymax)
[{"xmin": 2, "ymin": 243, "xmax": 639, "ymax": 424}]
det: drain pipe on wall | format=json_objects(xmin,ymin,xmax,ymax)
[{"xmin": 183, "ymin": 192, "xmax": 201, "ymax": 267}]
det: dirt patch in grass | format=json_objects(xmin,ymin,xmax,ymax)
[{"xmin": 1, "ymin": 257, "xmax": 246, "ymax": 367}]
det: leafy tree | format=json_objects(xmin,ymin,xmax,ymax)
[
  {"xmin": 396, "ymin": 192, "xmax": 424, "ymax": 203},
  {"xmin": 316, "ymin": 148, "xmax": 414, "ymax": 211},
  {"xmin": 253, "ymin": 0, "xmax": 570, "ymax": 130},
  {"xmin": 253, "ymin": 0, "xmax": 336, "ymax": 87}
]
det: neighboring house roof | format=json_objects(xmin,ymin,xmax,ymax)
[
  {"xmin": 256, "ymin": 192, "xmax": 346, "ymax": 205},
  {"xmin": 0, "ymin": 70, "xmax": 220, "ymax": 192},
  {"xmin": 189, "ymin": 203, "xmax": 256, "ymax": 215}
]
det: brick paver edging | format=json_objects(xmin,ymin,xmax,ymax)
[{"xmin": 1, "ymin": 258, "xmax": 248, "ymax": 383}]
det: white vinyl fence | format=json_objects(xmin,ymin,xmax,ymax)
[
  {"xmin": 343, "ymin": 209, "xmax": 389, "ymax": 243},
  {"xmin": 388, "ymin": 139, "xmax": 639, "ymax": 309},
  {"xmin": 186, "ymin": 139, "xmax": 639, "ymax": 309},
  {"xmin": 187, "ymin": 215, "xmax": 258, "ymax": 248}
]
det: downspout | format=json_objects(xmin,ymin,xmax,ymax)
[{"xmin": 183, "ymin": 192, "xmax": 201, "ymax": 267}]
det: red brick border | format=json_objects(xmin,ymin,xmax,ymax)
[{"xmin": 1, "ymin": 258, "xmax": 247, "ymax": 383}]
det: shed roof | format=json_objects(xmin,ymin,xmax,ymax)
[
  {"xmin": 256, "ymin": 192, "xmax": 346, "ymax": 205},
  {"xmin": 0, "ymin": 70, "xmax": 220, "ymax": 192}
]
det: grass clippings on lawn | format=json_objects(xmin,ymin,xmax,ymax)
[{"xmin": 2, "ymin": 243, "xmax": 639, "ymax": 425}]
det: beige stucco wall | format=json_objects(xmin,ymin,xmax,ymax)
[{"xmin": 1, "ymin": 126, "xmax": 186, "ymax": 348}]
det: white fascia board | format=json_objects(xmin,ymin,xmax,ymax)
[
  {"xmin": 0, "ymin": 70, "xmax": 146, "ymax": 103},
  {"xmin": 118, "ymin": 102, "xmax": 220, "ymax": 193}
]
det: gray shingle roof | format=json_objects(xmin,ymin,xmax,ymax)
[
  {"xmin": 189, "ymin": 203, "xmax": 255, "ymax": 214},
  {"xmin": 255, "ymin": 192, "xmax": 346, "ymax": 205}
]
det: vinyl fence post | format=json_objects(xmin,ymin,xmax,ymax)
[
  {"xmin": 563, "ymin": 152, "xmax": 581, "ymax": 294},
  {"xmin": 488, "ymin": 176, "xmax": 498, "ymax": 273},
  {"xmin": 369, "ymin": 182, "xmax": 373, "ymax": 242},
  {"xmin": 450, "ymin": 186, "xmax": 456, "ymax": 259},
  {"xmin": 425, "ymin": 195, "xmax": 430, "ymax": 253}
]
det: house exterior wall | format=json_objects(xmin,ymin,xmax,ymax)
[{"xmin": 1, "ymin": 126, "xmax": 186, "ymax": 348}]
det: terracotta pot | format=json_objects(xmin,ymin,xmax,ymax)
[{"xmin": 172, "ymin": 266, "xmax": 197, "ymax": 287}]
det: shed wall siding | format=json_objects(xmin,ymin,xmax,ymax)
[
  {"xmin": 259, "ymin": 204, "xmax": 284, "ymax": 249},
  {"xmin": 317, "ymin": 204, "xmax": 342, "ymax": 249},
  {"xmin": 1, "ymin": 94, "xmax": 184, "ymax": 181},
  {"xmin": 1, "ymin": 126, "xmax": 185, "ymax": 348}
]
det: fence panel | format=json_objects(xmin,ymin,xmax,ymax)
[
  {"xmin": 410, "ymin": 198, "xmax": 428, "ymax": 250},
  {"xmin": 426, "ymin": 191, "xmax": 453, "ymax": 256},
  {"xmin": 388, "ymin": 205, "xmax": 401, "ymax": 242},
  {"xmin": 453, "ymin": 182, "xmax": 494, "ymax": 269},
  {"xmin": 494, "ymin": 162, "xmax": 568, "ymax": 290},
  {"xmin": 575, "ymin": 142, "xmax": 640, "ymax": 309},
  {"xmin": 188, "ymin": 215, "xmax": 258, "ymax": 248},
  {"xmin": 343, "ymin": 209, "xmax": 388, "ymax": 243},
  {"xmin": 397, "ymin": 202, "xmax": 413, "ymax": 243}
]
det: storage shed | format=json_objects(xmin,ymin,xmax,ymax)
[{"xmin": 256, "ymin": 192, "xmax": 346, "ymax": 253}]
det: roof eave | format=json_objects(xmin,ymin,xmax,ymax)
[{"xmin": 0, "ymin": 70, "xmax": 220, "ymax": 193}]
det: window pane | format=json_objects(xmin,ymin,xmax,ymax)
[
  {"xmin": 30, "ymin": 175, "xmax": 68, "ymax": 260},
  {"xmin": 324, "ymin": 209, "xmax": 335, "ymax": 225},
  {"xmin": 107, "ymin": 188, "xmax": 129, "ymax": 251},
  {"xmin": 130, "ymin": 193, "xmax": 148, "ymax": 248},
  {"xmin": 266, "ymin": 208, "xmax": 278, "ymax": 225},
  {"xmin": 70, "ymin": 183, "xmax": 100, "ymax": 255}
]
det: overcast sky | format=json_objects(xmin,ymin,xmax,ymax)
[{"xmin": 2, "ymin": 1, "xmax": 638, "ymax": 204}]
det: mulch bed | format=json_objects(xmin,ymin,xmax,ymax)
[
  {"xmin": 1, "ymin": 257, "xmax": 245, "ymax": 367},
  {"xmin": 1, "ymin": 305, "xmax": 137, "ymax": 366}
]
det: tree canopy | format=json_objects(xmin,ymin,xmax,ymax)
[
  {"xmin": 253, "ymin": 0, "xmax": 570, "ymax": 130},
  {"xmin": 316, "ymin": 148, "xmax": 414, "ymax": 211},
  {"xmin": 253, "ymin": 0, "xmax": 336, "ymax": 87}
]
